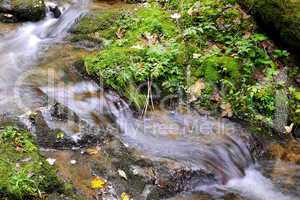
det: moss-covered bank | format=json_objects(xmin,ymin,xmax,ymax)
[
  {"xmin": 70, "ymin": 0, "xmax": 300, "ymax": 136},
  {"xmin": 238, "ymin": 0, "xmax": 300, "ymax": 51},
  {"xmin": 0, "ymin": 127, "xmax": 62, "ymax": 199}
]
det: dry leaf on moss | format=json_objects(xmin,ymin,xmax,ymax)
[
  {"xmin": 188, "ymin": 79, "xmax": 205, "ymax": 102},
  {"xmin": 221, "ymin": 103, "xmax": 233, "ymax": 118}
]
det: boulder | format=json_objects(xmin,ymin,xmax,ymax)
[
  {"xmin": 239, "ymin": 0, "xmax": 300, "ymax": 51},
  {"xmin": 0, "ymin": 0, "xmax": 46, "ymax": 22}
]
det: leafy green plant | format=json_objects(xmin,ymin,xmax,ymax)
[
  {"xmin": 0, "ymin": 127, "xmax": 62, "ymax": 199},
  {"xmin": 81, "ymin": 0, "xmax": 290, "ymax": 128}
]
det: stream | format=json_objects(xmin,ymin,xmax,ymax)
[{"xmin": 0, "ymin": 1, "xmax": 299, "ymax": 200}]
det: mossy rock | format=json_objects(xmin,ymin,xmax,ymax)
[
  {"xmin": 239, "ymin": 0, "xmax": 300, "ymax": 51},
  {"xmin": 0, "ymin": 127, "xmax": 62, "ymax": 199},
  {"xmin": 0, "ymin": 0, "xmax": 46, "ymax": 22}
]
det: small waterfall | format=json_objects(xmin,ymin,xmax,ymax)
[
  {"xmin": 105, "ymin": 94, "xmax": 253, "ymax": 181},
  {"xmin": 41, "ymin": 78, "xmax": 299, "ymax": 200}
]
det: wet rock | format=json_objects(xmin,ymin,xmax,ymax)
[
  {"xmin": 0, "ymin": 0, "xmax": 46, "ymax": 22},
  {"xmin": 49, "ymin": 5, "xmax": 61, "ymax": 18},
  {"xmin": 23, "ymin": 102, "xmax": 115, "ymax": 149},
  {"xmin": 0, "ymin": 12, "xmax": 17, "ymax": 22}
]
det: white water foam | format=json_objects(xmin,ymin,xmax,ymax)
[{"xmin": 227, "ymin": 168, "xmax": 298, "ymax": 200}]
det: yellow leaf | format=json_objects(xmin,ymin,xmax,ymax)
[
  {"xmin": 91, "ymin": 177, "xmax": 106, "ymax": 189},
  {"xmin": 121, "ymin": 192, "xmax": 131, "ymax": 200},
  {"xmin": 86, "ymin": 147, "xmax": 99, "ymax": 155}
]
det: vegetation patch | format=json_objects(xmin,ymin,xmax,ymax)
[
  {"xmin": 79, "ymin": 0, "xmax": 300, "ymax": 134},
  {"xmin": 0, "ymin": 127, "xmax": 62, "ymax": 199}
]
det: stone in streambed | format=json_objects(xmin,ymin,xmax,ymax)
[{"xmin": 0, "ymin": 0, "xmax": 46, "ymax": 22}]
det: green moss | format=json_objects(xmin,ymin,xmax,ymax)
[
  {"xmin": 84, "ymin": 4, "xmax": 185, "ymax": 108},
  {"xmin": 11, "ymin": 0, "xmax": 45, "ymax": 21},
  {"xmin": 239, "ymin": 0, "xmax": 300, "ymax": 51},
  {"xmin": 0, "ymin": 127, "xmax": 62, "ymax": 199},
  {"xmin": 81, "ymin": 0, "xmax": 293, "ymax": 131}
]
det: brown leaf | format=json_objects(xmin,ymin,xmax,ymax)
[
  {"xmin": 116, "ymin": 28, "xmax": 126, "ymax": 39},
  {"xmin": 86, "ymin": 147, "xmax": 100, "ymax": 155},
  {"xmin": 188, "ymin": 79, "xmax": 206, "ymax": 102},
  {"xmin": 210, "ymin": 91, "xmax": 222, "ymax": 102},
  {"xmin": 243, "ymin": 31, "xmax": 252, "ymax": 39},
  {"xmin": 221, "ymin": 103, "xmax": 233, "ymax": 118},
  {"xmin": 261, "ymin": 40, "xmax": 272, "ymax": 50},
  {"xmin": 141, "ymin": 33, "xmax": 159, "ymax": 46},
  {"xmin": 157, "ymin": 179, "xmax": 167, "ymax": 188}
]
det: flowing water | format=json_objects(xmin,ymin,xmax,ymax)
[
  {"xmin": 0, "ymin": 1, "xmax": 299, "ymax": 200},
  {"xmin": 0, "ymin": 0, "xmax": 89, "ymax": 114}
]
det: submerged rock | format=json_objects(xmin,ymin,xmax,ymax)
[
  {"xmin": 239, "ymin": 0, "xmax": 300, "ymax": 51},
  {"xmin": 0, "ymin": 0, "xmax": 46, "ymax": 22}
]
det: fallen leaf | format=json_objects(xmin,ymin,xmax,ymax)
[
  {"xmin": 116, "ymin": 28, "xmax": 126, "ymax": 39},
  {"xmin": 141, "ymin": 32, "xmax": 159, "ymax": 46},
  {"xmin": 91, "ymin": 176, "xmax": 106, "ymax": 189},
  {"xmin": 210, "ymin": 91, "xmax": 222, "ymax": 102},
  {"xmin": 157, "ymin": 179, "xmax": 167, "ymax": 188},
  {"xmin": 188, "ymin": 80, "xmax": 205, "ymax": 102},
  {"xmin": 285, "ymin": 123, "xmax": 294, "ymax": 134},
  {"xmin": 86, "ymin": 147, "xmax": 99, "ymax": 155},
  {"xmin": 243, "ymin": 31, "xmax": 252, "ymax": 39},
  {"xmin": 118, "ymin": 169, "xmax": 128, "ymax": 180},
  {"xmin": 261, "ymin": 40, "xmax": 272, "ymax": 50},
  {"xmin": 221, "ymin": 103, "xmax": 233, "ymax": 118},
  {"xmin": 121, "ymin": 192, "xmax": 131, "ymax": 200}
]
